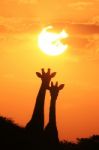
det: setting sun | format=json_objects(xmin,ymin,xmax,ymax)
[
  {"xmin": 38, "ymin": 26, "xmax": 69, "ymax": 56},
  {"xmin": 0, "ymin": 0, "xmax": 99, "ymax": 145}
]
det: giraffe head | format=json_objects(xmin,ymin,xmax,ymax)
[
  {"xmin": 36, "ymin": 68, "xmax": 56, "ymax": 89},
  {"xmin": 48, "ymin": 81, "xmax": 64, "ymax": 100}
]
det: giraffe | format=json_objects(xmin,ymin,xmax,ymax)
[
  {"xmin": 44, "ymin": 81, "xmax": 64, "ymax": 147},
  {"xmin": 25, "ymin": 69, "xmax": 56, "ymax": 144}
]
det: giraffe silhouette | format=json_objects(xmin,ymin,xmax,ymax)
[
  {"xmin": 25, "ymin": 69, "xmax": 56, "ymax": 145},
  {"xmin": 44, "ymin": 81, "xmax": 64, "ymax": 148}
]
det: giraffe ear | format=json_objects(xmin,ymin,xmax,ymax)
[
  {"xmin": 58, "ymin": 84, "xmax": 64, "ymax": 90},
  {"xmin": 50, "ymin": 72, "xmax": 56, "ymax": 78},
  {"xmin": 36, "ymin": 72, "xmax": 42, "ymax": 78},
  {"xmin": 51, "ymin": 81, "xmax": 53, "ymax": 86}
]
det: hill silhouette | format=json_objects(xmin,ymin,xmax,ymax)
[{"xmin": 0, "ymin": 69, "xmax": 99, "ymax": 150}]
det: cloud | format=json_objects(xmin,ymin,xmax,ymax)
[
  {"xmin": 19, "ymin": 0, "xmax": 38, "ymax": 4},
  {"xmin": 0, "ymin": 16, "xmax": 39, "ymax": 33},
  {"xmin": 89, "ymin": 16, "xmax": 99, "ymax": 25},
  {"xmin": 1, "ymin": 16, "xmax": 99, "ymax": 35},
  {"xmin": 0, "ymin": 0, "xmax": 99, "ymax": 63},
  {"xmin": 53, "ymin": 22, "xmax": 99, "ymax": 35},
  {"xmin": 67, "ymin": 2, "xmax": 94, "ymax": 10},
  {"xmin": 68, "ymin": 34, "xmax": 99, "ymax": 61},
  {"xmin": 0, "ymin": 0, "xmax": 38, "ymax": 5},
  {"xmin": 0, "ymin": 16, "xmax": 99, "ymax": 61}
]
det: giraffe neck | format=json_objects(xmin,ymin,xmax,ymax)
[
  {"xmin": 26, "ymin": 83, "xmax": 46, "ymax": 134},
  {"xmin": 44, "ymin": 97, "xmax": 59, "ymax": 145},
  {"xmin": 49, "ymin": 98, "xmax": 57, "ymax": 127}
]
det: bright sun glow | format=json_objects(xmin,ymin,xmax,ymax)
[{"xmin": 38, "ymin": 26, "xmax": 69, "ymax": 56}]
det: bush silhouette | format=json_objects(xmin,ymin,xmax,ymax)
[{"xmin": 0, "ymin": 116, "xmax": 26, "ymax": 149}]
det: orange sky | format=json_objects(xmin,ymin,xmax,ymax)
[{"xmin": 0, "ymin": 0, "xmax": 99, "ymax": 142}]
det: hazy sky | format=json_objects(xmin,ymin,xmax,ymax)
[{"xmin": 0, "ymin": 0, "xmax": 99, "ymax": 141}]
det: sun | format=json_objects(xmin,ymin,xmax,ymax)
[{"xmin": 38, "ymin": 26, "xmax": 69, "ymax": 56}]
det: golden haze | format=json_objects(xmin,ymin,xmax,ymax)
[{"xmin": 0, "ymin": 0, "xmax": 99, "ymax": 142}]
